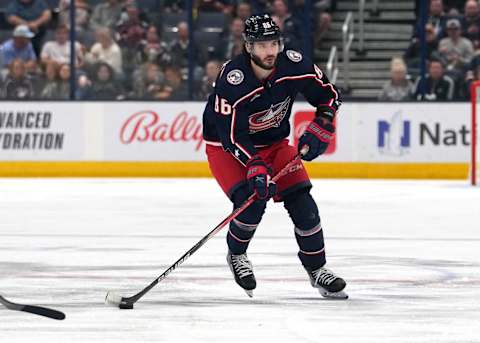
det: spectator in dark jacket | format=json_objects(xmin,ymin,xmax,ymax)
[
  {"xmin": 169, "ymin": 21, "xmax": 205, "ymax": 81},
  {"xmin": 216, "ymin": 17, "xmax": 244, "ymax": 60},
  {"xmin": 84, "ymin": 62, "xmax": 124, "ymax": 100},
  {"xmin": 5, "ymin": 0, "xmax": 52, "ymax": 57},
  {"xmin": 414, "ymin": 59, "xmax": 455, "ymax": 100},
  {"xmin": 414, "ymin": 0, "xmax": 447, "ymax": 40},
  {"xmin": 404, "ymin": 23, "xmax": 440, "ymax": 74},
  {"xmin": 462, "ymin": 0, "xmax": 480, "ymax": 49},
  {"xmin": 2, "ymin": 58, "xmax": 35, "ymax": 99},
  {"xmin": 195, "ymin": 59, "xmax": 221, "ymax": 100}
]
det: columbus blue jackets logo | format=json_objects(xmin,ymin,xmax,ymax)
[
  {"xmin": 248, "ymin": 97, "xmax": 291, "ymax": 133},
  {"xmin": 226, "ymin": 69, "xmax": 244, "ymax": 85},
  {"xmin": 286, "ymin": 50, "xmax": 302, "ymax": 62}
]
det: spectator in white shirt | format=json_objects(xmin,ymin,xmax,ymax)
[
  {"xmin": 86, "ymin": 27, "xmax": 122, "ymax": 75},
  {"xmin": 40, "ymin": 24, "xmax": 84, "ymax": 68}
]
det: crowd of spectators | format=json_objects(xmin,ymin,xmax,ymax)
[
  {"xmin": 0, "ymin": 0, "xmax": 334, "ymax": 100},
  {"xmin": 382, "ymin": 0, "xmax": 480, "ymax": 101}
]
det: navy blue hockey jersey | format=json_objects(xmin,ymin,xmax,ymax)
[{"xmin": 202, "ymin": 49, "xmax": 341, "ymax": 166}]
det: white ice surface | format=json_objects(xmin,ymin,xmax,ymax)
[{"xmin": 0, "ymin": 178, "xmax": 479, "ymax": 343}]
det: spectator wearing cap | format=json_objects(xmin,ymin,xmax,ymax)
[
  {"xmin": 5, "ymin": 0, "xmax": 52, "ymax": 57},
  {"xmin": 438, "ymin": 18, "xmax": 474, "ymax": 74},
  {"xmin": 414, "ymin": 59, "xmax": 455, "ymax": 101},
  {"xmin": 0, "ymin": 25, "xmax": 37, "ymax": 71}
]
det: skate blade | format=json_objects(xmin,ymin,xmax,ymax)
[
  {"xmin": 318, "ymin": 288, "xmax": 348, "ymax": 299},
  {"xmin": 244, "ymin": 289, "xmax": 253, "ymax": 298}
]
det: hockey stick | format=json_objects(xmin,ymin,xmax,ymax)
[
  {"xmin": 105, "ymin": 147, "xmax": 308, "ymax": 309},
  {"xmin": 0, "ymin": 295, "xmax": 65, "ymax": 320}
]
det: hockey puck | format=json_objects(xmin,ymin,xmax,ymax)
[{"xmin": 119, "ymin": 302, "xmax": 134, "ymax": 310}]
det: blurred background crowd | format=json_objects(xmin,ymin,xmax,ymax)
[{"xmin": 0, "ymin": 0, "xmax": 478, "ymax": 101}]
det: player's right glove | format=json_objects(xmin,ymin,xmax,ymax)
[
  {"xmin": 298, "ymin": 114, "xmax": 335, "ymax": 161},
  {"xmin": 246, "ymin": 155, "xmax": 277, "ymax": 200}
]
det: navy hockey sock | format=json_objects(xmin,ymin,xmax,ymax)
[
  {"xmin": 227, "ymin": 185, "xmax": 266, "ymax": 254},
  {"xmin": 284, "ymin": 189, "xmax": 326, "ymax": 269}
]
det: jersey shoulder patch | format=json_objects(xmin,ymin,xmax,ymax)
[
  {"xmin": 286, "ymin": 50, "xmax": 303, "ymax": 63},
  {"xmin": 226, "ymin": 69, "xmax": 244, "ymax": 85}
]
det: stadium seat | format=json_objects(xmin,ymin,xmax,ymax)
[
  {"xmin": 45, "ymin": 0, "xmax": 60, "ymax": 10},
  {"xmin": 86, "ymin": 0, "xmax": 104, "ymax": 6},
  {"xmin": 162, "ymin": 30, "xmax": 177, "ymax": 43},
  {"xmin": 162, "ymin": 11, "xmax": 187, "ymax": 30},
  {"xmin": 0, "ymin": 0, "xmax": 11, "ymax": 10},
  {"xmin": 0, "ymin": 28, "xmax": 11, "ymax": 44},
  {"xmin": 0, "ymin": 10, "xmax": 11, "ymax": 30},
  {"xmin": 196, "ymin": 12, "xmax": 226, "ymax": 33},
  {"xmin": 193, "ymin": 30, "xmax": 221, "ymax": 57},
  {"xmin": 137, "ymin": 0, "xmax": 159, "ymax": 11}
]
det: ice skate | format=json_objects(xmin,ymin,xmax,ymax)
[
  {"xmin": 227, "ymin": 252, "xmax": 256, "ymax": 297},
  {"xmin": 305, "ymin": 266, "xmax": 348, "ymax": 299}
]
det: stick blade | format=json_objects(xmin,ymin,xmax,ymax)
[
  {"xmin": 22, "ymin": 305, "xmax": 66, "ymax": 320},
  {"xmin": 0, "ymin": 295, "xmax": 65, "ymax": 320}
]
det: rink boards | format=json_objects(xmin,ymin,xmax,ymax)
[{"xmin": 0, "ymin": 101, "xmax": 471, "ymax": 178}]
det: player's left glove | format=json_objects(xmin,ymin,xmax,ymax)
[
  {"xmin": 246, "ymin": 155, "xmax": 277, "ymax": 200},
  {"xmin": 298, "ymin": 108, "xmax": 335, "ymax": 161}
]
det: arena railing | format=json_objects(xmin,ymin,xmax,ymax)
[{"xmin": 342, "ymin": 11, "xmax": 354, "ymax": 92}]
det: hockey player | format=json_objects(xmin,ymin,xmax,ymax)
[{"xmin": 202, "ymin": 14, "xmax": 347, "ymax": 299}]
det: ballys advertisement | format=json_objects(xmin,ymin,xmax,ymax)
[
  {"xmin": 103, "ymin": 102, "xmax": 333, "ymax": 161},
  {"xmin": 104, "ymin": 103, "xmax": 205, "ymax": 161}
]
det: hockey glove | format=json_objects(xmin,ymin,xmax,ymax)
[
  {"xmin": 298, "ymin": 116, "xmax": 335, "ymax": 161},
  {"xmin": 246, "ymin": 155, "xmax": 277, "ymax": 200}
]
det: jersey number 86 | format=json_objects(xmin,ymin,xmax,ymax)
[{"xmin": 215, "ymin": 95, "xmax": 232, "ymax": 116}]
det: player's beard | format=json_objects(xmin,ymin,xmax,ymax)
[{"xmin": 250, "ymin": 52, "xmax": 277, "ymax": 70}]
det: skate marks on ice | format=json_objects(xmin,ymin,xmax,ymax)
[{"xmin": 1, "ymin": 235, "xmax": 478, "ymax": 308}]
